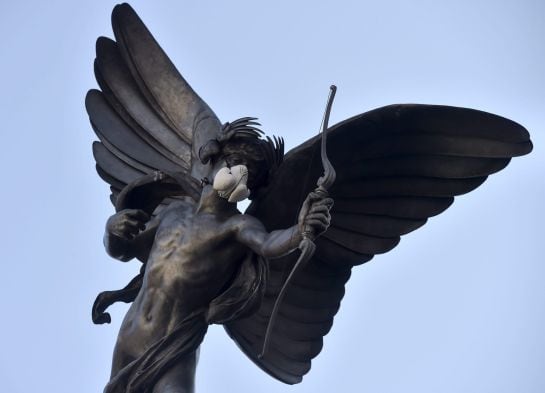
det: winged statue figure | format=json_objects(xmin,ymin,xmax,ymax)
[{"xmin": 86, "ymin": 4, "xmax": 533, "ymax": 393}]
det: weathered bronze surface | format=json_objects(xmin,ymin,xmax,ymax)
[{"xmin": 86, "ymin": 4, "xmax": 533, "ymax": 392}]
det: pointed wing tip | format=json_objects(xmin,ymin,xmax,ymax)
[
  {"xmin": 112, "ymin": 3, "xmax": 134, "ymax": 16},
  {"xmin": 111, "ymin": 3, "xmax": 136, "ymax": 31},
  {"xmin": 112, "ymin": 3, "xmax": 140, "ymax": 28},
  {"xmin": 283, "ymin": 375, "xmax": 303, "ymax": 385},
  {"xmin": 95, "ymin": 36, "xmax": 115, "ymax": 54},
  {"xmin": 91, "ymin": 140, "xmax": 102, "ymax": 155},
  {"xmin": 521, "ymin": 140, "xmax": 533, "ymax": 156},
  {"xmin": 506, "ymin": 121, "xmax": 532, "ymax": 152},
  {"xmin": 85, "ymin": 89, "xmax": 98, "ymax": 112},
  {"xmin": 84, "ymin": 89, "xmax": 104, "ymax": 116}
]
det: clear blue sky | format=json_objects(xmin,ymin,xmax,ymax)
[{"xmin": 0, "ymin": 1, "xmax": 543, "ymax": 392}]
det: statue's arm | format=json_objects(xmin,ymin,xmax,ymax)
[
  {"xmin": 235, "ymin": 217, "xmax": 302, "ymax": 259},
  {"xmin": 104, "ymin": 209, "xmax": 159, "ymax": 262},
  {"xmin": 234, "ymin": 192, "xmax": 332, "ymax": 259}
]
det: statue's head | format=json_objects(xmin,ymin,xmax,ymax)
[
  {"xmin": 212, "ymin": 164, "xmax": 250, "ymax": 203},
  {"xmin": 199, "ymin": 117, "xmax": 284, "ymax": 202}
]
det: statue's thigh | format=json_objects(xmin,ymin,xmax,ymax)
[
  {"xmin": 110, "ymin": 342, "xmax": 135, "ymax": 378},
  {"xmin": 152, "ymin": 350, "xmax": 198, "ymax": 393}
]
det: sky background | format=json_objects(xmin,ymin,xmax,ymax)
[{"xmin": 0, "ymin": 1, "xmax": 543, "ymax": 392}]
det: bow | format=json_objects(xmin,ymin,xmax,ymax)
[{"xmin": 259, "ymin": 85, "xmax": 337, "ymax": 358}]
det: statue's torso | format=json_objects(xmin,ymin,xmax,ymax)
[{"xmin": 116, "ymin": 201, "xmax": 246, "ymax": 360}]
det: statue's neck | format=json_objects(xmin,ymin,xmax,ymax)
[{"xmin": 197, "ymin": 185, "xmax": 238, "ymax": 216}]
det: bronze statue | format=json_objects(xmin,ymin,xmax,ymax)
[{"xmin": 86, "ymin": 4, "xmax": 533, "ymax": 393}]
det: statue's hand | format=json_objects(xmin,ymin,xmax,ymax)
[
  {"xmin": 298, "ymin": 192, "xmax": 333, "ymax": 238},
  {"xmin": 106, "ymin": 209, "xmax": 150, "ymax": 240}
]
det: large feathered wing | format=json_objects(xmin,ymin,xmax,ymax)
[
  {"xmin": 224, "ymin": 104, "xmax": 532, "ymax": 384},
  {"xmin": 86, "ymin": 3, "xmax": 221, "ymax": 206}
]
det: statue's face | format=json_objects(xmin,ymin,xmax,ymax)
[{"xmin": 212, "ymin": 164, "xmax": 250, "ymax": 203}]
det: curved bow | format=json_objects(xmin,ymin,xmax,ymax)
[{"xmin": 259, "ymin": 85, "xmax": 337, "ymax": 358}]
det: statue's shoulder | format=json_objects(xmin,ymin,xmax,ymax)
[
  {"xmin": 156, "ymin": 198, "xmax": 196, "ymax": 220},
  {"xmin": 226, "ymin": 213, "xmax": 264, "ymax": 231}
]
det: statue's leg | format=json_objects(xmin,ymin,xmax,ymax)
[{"xmin": 151, "ymin": 348, "xmax": 199, "ymax": 393}]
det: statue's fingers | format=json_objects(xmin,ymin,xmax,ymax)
[
  {"xmin": 124, "ymin": 219, "xmax": 143, "ymax": 235},
  {"xmin": 313, "ymin": 197, "xmax": 334, "ymax": 208},
  {"xmin": 306, "ymin": 213, "xmax": 329, "ymax": 226},
  {"xmin": 125, "ymin": 209, "xmax": 150, "ymax": 222},
  {"xmin": 123, "ymin": 218, "xmax": 139, "ymax": 228},
  {"xmin": 135, "ymin": 220, "xmax": 147, "ymax": 231},
  {"xmin": 307, "ymin": 191, "xmax": 322, "ymax": 202},
  {"xmin": 110, "ymin": 222, "xmax": 130, "ymax": 239},
  {"xmin": 305, "ymin": 218, "xmax": 328, "ymax": 231},
  {"xmin": 309, "ymin": 200, "xmax": 326, "ymax": 212},
  {"xmin": 124, "ymin": 230, "xmax": 138, "ymax": 240},
  {"xmin": 309, "ymin": 204, "xmax": 330, "ymax": 214}
]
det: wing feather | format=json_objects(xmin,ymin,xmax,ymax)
[
  {"xmin": 315, "ymin": 238, "xmax": 374, "ymax": 266},
  {"xmin": 96, "ymin": 165, "xmax": 125, "ymax": 191},
  {"xmin": 93, "ymin": 142, "xmax": 145, "ymax": 185},
  {"xmin": 264, "ymin": 282, "xmax": 344, "ymax": 309},
  {"xmin": 331, "ymin": 212, "xmax": 427, "ymax": 237},
  {"xmin": 333, "ymin": 176, "xmax": 488, "ymax": 198},
  {"xmin": 333, "ymin": 196, "xmax": 454, "ymax": 219},
  {"xmin": 337, "ymin": 156, "xmax": 510, "ymax": 180},
  {"xmin": 257, "ymin": 300, "xmax": 341, "ymax": 324},
  {"xmin": 323, "ymin": 227, "xmax": 400, "ymax": 255},
  {"xmin": 354, "ymin": 133, "xmax": 532, "ymax": 159}
]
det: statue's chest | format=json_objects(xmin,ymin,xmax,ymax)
[
  {"xmin": 153, "ymin": 208, "xmax": 229, "ymax": 256},
  {"xmin": 147, "ymin": 209, "xmax": 239, "ymax": 288}
]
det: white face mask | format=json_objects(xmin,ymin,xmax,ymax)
[{"xmin": 212, "ymin": 164, "xmax": 250, "ymax": 203}]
